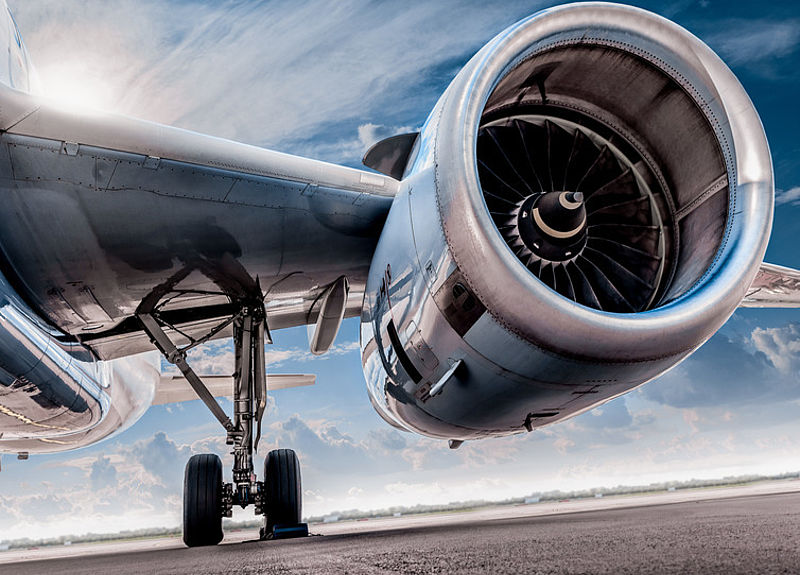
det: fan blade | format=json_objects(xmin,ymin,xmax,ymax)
[
  {"xmin": 517, "ymin": 120, "xmax": 552, "ymax": 193},
  {"xmin": 586, "ymin": 238, "xmax": 662, "ymax": 285},
  {"xmin": 478, "ymin": 158, "xmax": 529, "ymax": 203},
  {"xmin": 539, "ymin": 261, "xmax": 556, "ymax": 289},
  {"xmin": 482, "ymin": 126, "xmax": 538, "ymax": 197},
  {"xmin": 588, "ymin": 224, "xmax": 660, "ymax": 254},
  {"xmin": 553, "ymin": 264, "xmax": 575, "ymax": 301},
  {"xmin": 567, "ymin": 261, "xmax": 603, "ymax": 310},
  {"xmin": 584, "ymin": 169, "xmax": 641, "ymax": 211},
  {"xmin": 576, "ymin": 256, "xmax": 635, "ymax": 312},
  {"xmin": 527, "ymin": 257, "xmax": 542, "ymax": 277},
  {"xmin": 564, "ymin": 130, "xmax": 602, "ymax": 193},
  {"xmin": 588, "ymin": 196, "xmax": 652, "ymax": 226},
  {"xmin": 583, "ymin": 255, "xmax": 652, "ymax": 310},
  {"xmin": 546, "ymin": 120, "xmax": 574, "ymax": 193},
  {"xmin": 577, "ymin": 146, "xmax": 624, "ymax": 198}
]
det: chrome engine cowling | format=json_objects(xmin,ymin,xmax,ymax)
[{"xmin": 361, "ymin": 3, "xmax": 773, "ymax": 440}]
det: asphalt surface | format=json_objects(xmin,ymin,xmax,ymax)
[{"xmin": 4, "ymin": 491, "xmax": 800, "ymax": 574}]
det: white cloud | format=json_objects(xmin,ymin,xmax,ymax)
[
  {"xmin": 642, "ymin": 329, "xmax": 791, "ymax": 408},
  {"xmin": 367, "ymin": 429, "xmax": 408, "ymax": 452},
  {"xmin": 90, "ymin": 454, "xmax": 118, "ymax": 490},
  {"xmin": 682, "ymin": 409, "xmax": 700, "ymax": 434},
  {"xmin": 553, "ymin": 437, "xmax": 575, "ymax": 454},
  {"xmin": 708, "ymin": 20, "xmax": 800, "ymax": 67},
  {"xmin": 0, "ymin": 429, "xmax": 231, "ymax": 540},
  {"xmin": 162, "ymin": 338, "xmax": 361, "ymax": 375},
  {"xmin": 357, "ymin": 123, "xmax": 416, "ymax": 149},
  {"xmin": 385, "ymin": 481, "xmax": 444, "ymax": 498},
  {"xmin": 775, "ymin": 187, "xmax": 800, "ymax": 206},
  {"xmin": 751, "ymin": 324, "xmax": 800, "ymax": 374},
  {"xmin": 9, "ymin": 0, "xmax": 541, "ymax": 164}
]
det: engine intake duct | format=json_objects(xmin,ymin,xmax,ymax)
[
  {"xmin": 478, "ymin": 117, "xmax": 666, "ymax": 312},
  {"xmin": 425, "ymin": 2, "xmax": 771, "ymax": 362}
]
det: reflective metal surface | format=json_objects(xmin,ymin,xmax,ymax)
[
  {"xmin": 433, "ymin": 2, "xmax": 772, "ymax": 361},
  {"xmin": 0, "ymin": 259, "xmax": 159, "ymax": 453},
  {"xmin": 0, "ymin": 126, "xmax": 394, "ymax": 359},
  {"xmin": 0, "ymin": 2, "xmax": 784, "ymax": 452},
  {"xmin": 742, "ymin": 263, "xmax": 800, "ymax": 308},
  {"xmin": 0, "ymin": 0, "xmax": 396, "ymax": 452},
  {"xmin": 361, "ymin": 3, "xmax": 774, "ymax": 440}
]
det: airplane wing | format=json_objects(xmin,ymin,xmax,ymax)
[
  {"xmin": 154, "ymin": 373, "xmax": 315, "ymax": 405},
  {"xmin": 740, "ymin": 262, "xmax": 800, "ymax": 308},
  {"xmin": 0, "ymin": 84, "xmax": 397, "ymax": 360}
]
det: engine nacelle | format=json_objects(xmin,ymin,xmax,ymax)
[{"xmin": 360, "ymin": 3, "xmax": 773, "ymax": 440}]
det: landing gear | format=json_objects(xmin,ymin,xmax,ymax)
[
  {"xmin": 183, "ymin": 454, "xmax": 223, "ymax": 547},
  {"xmin": 138, "ymin": 294, "xmax": 307, "ymax": 547},
  {"xmin": 260, "ymin": 449, "xmax": 306, "ymax": 539}
]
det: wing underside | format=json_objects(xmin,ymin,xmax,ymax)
[{"xmin": 0, "ymin": 85, "xmax": 396, "ymax": 359}]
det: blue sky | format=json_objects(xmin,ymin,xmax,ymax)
[{"xmin": 1, "ymin": 0, "xmax": 799, "ymax": 541}]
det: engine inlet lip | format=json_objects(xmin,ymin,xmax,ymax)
[{"xmin": 432, "ymin": 2, "xmax": 773, "ymax": 361}]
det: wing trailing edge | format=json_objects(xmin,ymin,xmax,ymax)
[{"xmin": 741, "ymin": 262, "xmax": 800, "ymax": 308}]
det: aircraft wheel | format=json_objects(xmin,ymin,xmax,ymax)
[
  {"xmin": 183, "ymin": 453, "xmax": 224, "ymax": 547},
  {"xmin": 264, "ymin": 448, "xmax": 302, "ymax": 535}
]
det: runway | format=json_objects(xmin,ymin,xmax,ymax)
[{"xmin": 3, "ymin": 481, "xmax": 800, "ymax": 574}]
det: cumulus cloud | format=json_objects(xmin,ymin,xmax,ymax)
[
  {"xmin": 0, "ymin": 429, "xmax": 235, "ymax": 540},
  {"xmin": 583, "ymin": 398, "xmax": 633, "ymax": 430},
  {"xmin": 643, "ymin": 332, "xmax": 775, "ymax": 408},
  {"xmin": 751, "ymin": 324, "xmax": 800, "ymax": 374},
  {"xmin": 130, "ymin": 431, "xmax": 192, "ymax": 486},
  {"xmin": 367, "ymin": 429, "xmax": 408, "ymax": 452},
  {"xmin": 553, "ymin": 436, "xmax": 576, "ymax": 454},
  {"xmin": 18, "ymin": 494, "xmax": 73, "ymax": 519},
  {"xmin": 266, "ymin": 340, "xmax": 360, "ymax": 367},
  {"xmin": 638, "ymin": 322, "xmax": 800, "ymax": 414},
  {"xmin": 90, "ymin": 454, "xmax": 118, "ymax": 490},
  {"xmin": 357, "ymin": 123, "xmax": 416, "ymax": 149},
  {"xmin": 182, "ymin": 340, "xmax": 235, "ymax": 376},
  {"xmin": 163, "ymin": 339, "xmax": 361, "ymax": 376},
  {"xmin": 683, "ymin": 409, "xmax": 701, "ymax": 434},
  {"xmin": 271, "ymin": 415, "xmax": 368, "ymax": 470}
]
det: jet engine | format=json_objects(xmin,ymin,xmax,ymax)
[{"xmin": 360, "ymin": 3, "xmax": 773, "ymax": 440}]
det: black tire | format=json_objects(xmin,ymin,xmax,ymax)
[
  {"xmin": 264, "ymin": 449, "xmax": 302, "ymax": 533},
  {"xmin": 183, "ymin": 453, "xmax": 223, "ymax": 547}
]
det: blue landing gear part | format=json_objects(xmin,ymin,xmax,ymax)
[
  {"xmin": 271, "ymin": 524, "xmax": 309, "ymax": 539},
  {"xmin": 259, "ymin": 449, "xmax": 307, "ymax": 540}
]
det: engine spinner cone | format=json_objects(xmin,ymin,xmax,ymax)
[{"xmin": 518, "ymin": 191, "xmax": 587, "ymax": 262}]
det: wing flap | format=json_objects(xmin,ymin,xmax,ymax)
[{"xmin": 740, "ymin": 262, "xmax": 800, "ymax": 308}]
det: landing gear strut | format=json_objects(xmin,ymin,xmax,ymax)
[{"xmin": 138, "ymin": 295, "xmax": 307, "ymax": 547}]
